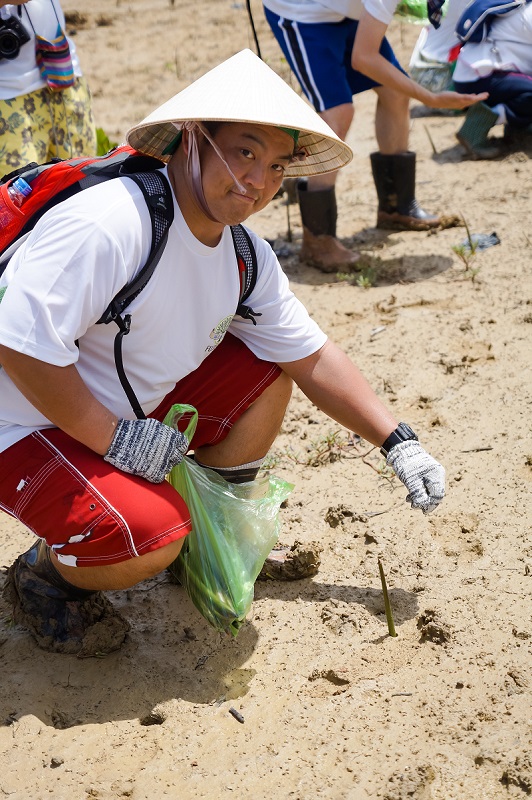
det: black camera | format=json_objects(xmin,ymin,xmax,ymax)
[{"xmin": 0, "ymin": 15, "xmax": 31, "ymax": 61}]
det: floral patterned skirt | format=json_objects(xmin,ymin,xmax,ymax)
[{"xmin": 0, "ymin": 76, "xmax": 96, "ymax": 178}]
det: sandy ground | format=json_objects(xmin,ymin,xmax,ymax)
[{"xmin": 1, "ymin": 1, "xmax": 531, "ymax": 798}]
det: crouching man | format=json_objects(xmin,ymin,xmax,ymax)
[{"xmin": 0, "ymin": 50, "xmax": 445, "ymax": 656}]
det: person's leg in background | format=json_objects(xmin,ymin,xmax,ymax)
[
  {"xmin": 346, "ymin": 29, "xmax": 441, "ymax": 231},
  {"xmin": 493, "ymin": 72, "xmax": 532, "ymax": 131},
  {"xmin": 0, "ymin": 78, "xmax": 96, "ymax": 179},
  {"xmin": 455, "ymin": 71, "xmax": 532, "ymax": 157},
  {"xmin": 296, "ymin": 102, "xmax": 361, "ymax": 272},
  {"xmin": 498, "ymin": 71, "xmax": 532, "ymax": 145},
  {"xmin": 44, "ymin": 76, "xmax": 97, "ymax": 160},
  {"xmin": 263, "ymin": 8, "xmax": 441, "ymax": 256},
  {"xmin": 370, "ymin": 80, "xmax": 441, "ymax": 229},
  {"xmin": 1, "ymin": 335, "xmax": 290, "ymax": 654},
  {"xmin": 0, "ymin": 88, "xmax": 49, "ymax": 177},
  {"xmin": 263, "ymin": 10, "xmax": 361, "ymax": 272}
]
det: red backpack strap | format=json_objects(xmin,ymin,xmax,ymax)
[
  {"xmin": 0, "ymin": 149, "xmax": 173, "ymax": 422},
  {"xmin": 0, "ymin": 145, "xmax": 138, "ymax": 256}
]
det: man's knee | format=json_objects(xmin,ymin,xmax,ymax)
[{"xmin": 320, "ymin": 103, "xmax": 354, "ymax": 140}]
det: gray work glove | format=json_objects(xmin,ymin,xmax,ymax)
[
  {"xmin": 104, "ymin": 418, "xmax": 189, "ymax": 483},
  {"xmin": 386, "ymin": 440, "xmax": 445, "ymax": 514}
]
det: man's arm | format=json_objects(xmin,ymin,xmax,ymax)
[
  {"xmin": 0, "ymin": 344, "xmax": 189, "ymax": 483},
  {"xmin": 0, "ymin": 345, "xmax": 118, "ymax": 454},
  {"xmin": 351, "ymin": 11, "xmax": 488, "ymax": 109},
  {"xmin": 279, "ymin": 339, "xmax": 397, "ymax": 447},
  {"xmin": 279, "ymin": 340, "xmax": 445, "ymax": 513}
]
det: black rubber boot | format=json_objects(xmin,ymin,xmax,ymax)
[
  {"xmin": 2, "ymin": 539, "xmax": 129, "ymax": 656},
  {"xmin": 370, "ymin": 151, "xmax": 441, "ymax": 231},
  {"xmin": 298, "ymin": 180, "xmax": 337, "ymax": 236},
  {"xmin": 297, "ymin": 180, "xmax": 360, "ymax": 273}
]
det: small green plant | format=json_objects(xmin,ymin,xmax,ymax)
[
  {"xmin": 337, "ymin": 261, "xmax": 378, "ymax": 288},
  {"xmin": 376, "ymin": 459, "xmax": 396, "ymax": 481},
  {"xmin": 452, "ymin": 214, "xmax": 481, "ymax": 282},
  {"xmin": 263, "ymin": 431, "xmax": 400, "ymax": 499},
  {"xmin": 290, "ymin": 430, "xmax": 355, "ymax": 467},
  {"xmin": 96, "ymin": 128, "xmax": 118, "ymax": 157},
  {"xmin": 356, "ymin": 265, "xmax": 377, "ymax": 288},
  {"xmin": 263, "ymin": 429, "xmax": 367, "ymax": 470}
]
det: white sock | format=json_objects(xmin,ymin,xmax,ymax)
[{"xmin": 491, "ymin": 104, "xmax": 506, "ymax": 126}]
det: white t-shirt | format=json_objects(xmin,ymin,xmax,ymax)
[
  {"xmin": 0, "ymin": 167, "xmax": 327, "ymax": 452},
  {"xmin": 263, "ymin": 0, "xmax": 397, "ymax": 25},
  {"xmin": 0, "ymin": 0, "xmax": 82, "ymax": 100},
  {"xmin": 409, "ymin": 0, "xmax": 468, "ymax": 66},
  {"xmin": 453, "ymin": 3, "xmax": 532, "ymax": 81}
]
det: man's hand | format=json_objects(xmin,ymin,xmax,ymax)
[
  {"xmin": 104, "ymin": 418, "xmax": 189, "ymax": 483},
  {"xmin": 350, "ymin": 10, "xmax": 489, "ymax": 112},
  {"xmin": 425, "ymin": 91, "xmax": 489, "ymax": 110},
  {"xmin": 386, "ymin": 440, "xmax": 445, "ymax": 514}
]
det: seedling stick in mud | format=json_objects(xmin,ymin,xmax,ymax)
[{"xmin": 378, "ymin": 558, "xmax": 397, "ymax": 638}]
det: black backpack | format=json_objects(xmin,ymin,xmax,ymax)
[{"xmin": 0, "ymin": 146, "xmax": 259, "ymax": 419}]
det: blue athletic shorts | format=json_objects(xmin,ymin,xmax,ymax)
[{"xmin": 264, "ymin": 7, "xmax": 404, "ymax": 112}]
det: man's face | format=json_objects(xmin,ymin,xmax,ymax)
[{"xmin": 198, "ymin": 122, "xmax": 296, "ymax": 225}]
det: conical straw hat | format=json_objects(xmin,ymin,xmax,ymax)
[{"xmin": 126, "ymin": 49, "xmax": 353, "ymax": 177}]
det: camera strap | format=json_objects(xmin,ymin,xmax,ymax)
[{"xmin": 24, "ymin": 1, "xmax": 75, "ymax": 92}]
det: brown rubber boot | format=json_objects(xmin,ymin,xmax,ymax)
[
  {"xmin": 370, "ymin": 151, "xmax": 441, "ymax": 231},
  {"xmin": 2, "ymin": 539, "xmax": 129, "ymax": 656},
  {"xmin": 297, "ymin": 181, "xmax": 360, "ymax": 273}
]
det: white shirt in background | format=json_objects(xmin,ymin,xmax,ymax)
[
  {"xmin": 0, "ymin": 0, "xmax": 81, "ymax": 99},
  {"xmin": 453, "ymin": 3, "xmax": 532, "ymax": 81},
  {"xmin": 263, "ymin": 0, "xmax": 398, "ymax": 24}
]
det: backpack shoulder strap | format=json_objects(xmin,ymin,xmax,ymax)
[
  {"xmin": 230, "ymin": 223, "xmax": 261, "ymax": 325},
  {"xmin": 97, "ymin": 169, "xmax": 174, "ymax": 325},
  {"xmin": 97, "ymin": 168, "xmax": 174, "ymax": 421}
]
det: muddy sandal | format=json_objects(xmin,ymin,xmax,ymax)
[{"xmin": 2, "ymin": 540, "xmax": 129, "ymax": 657}]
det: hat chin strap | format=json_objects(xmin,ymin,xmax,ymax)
[{"xmin": 176, "ymin": 121, "xmax": 247, "ymax": 224}]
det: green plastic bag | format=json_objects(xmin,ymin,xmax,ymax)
[{"xmin": 164, "ymin": 404, "xmax": 293, "ymax": 637}]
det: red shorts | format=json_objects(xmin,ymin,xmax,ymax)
[{"xmin": 0, "ymin": 334, "xmax": 281, "ymax": 567}]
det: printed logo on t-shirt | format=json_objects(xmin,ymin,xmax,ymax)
[{"xmin": 205, "ymin": 314, "xmax": 233, "ymax": 354}]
